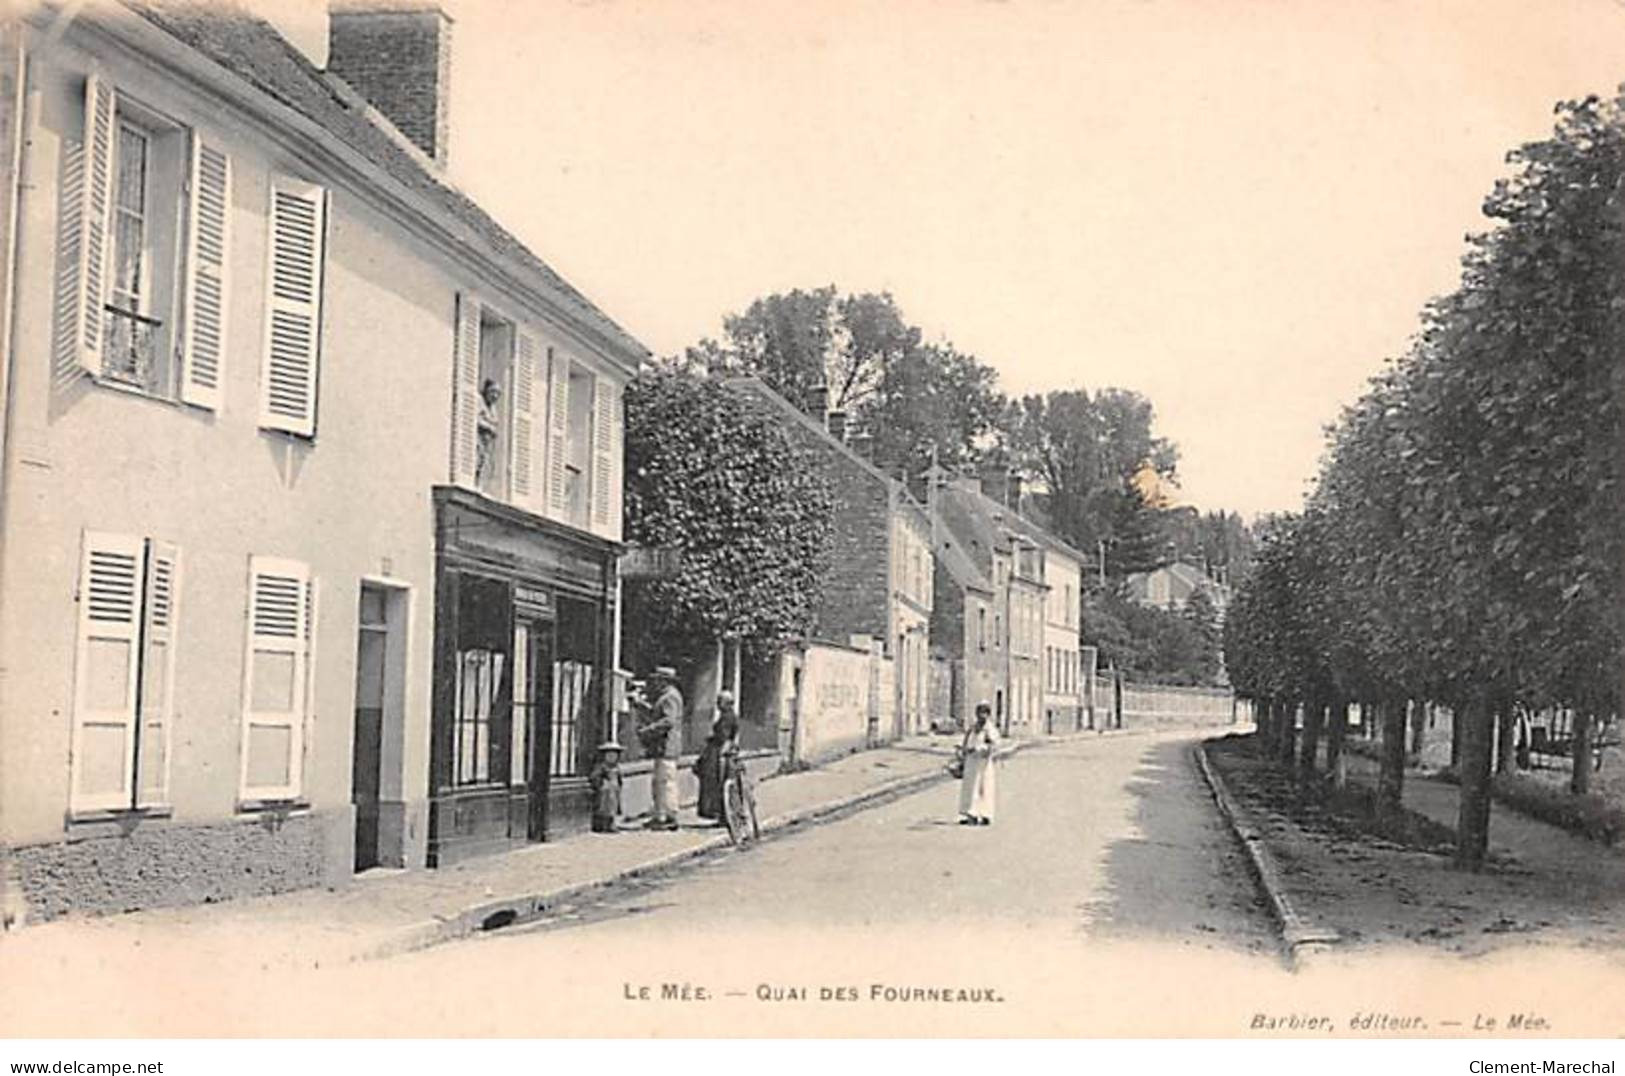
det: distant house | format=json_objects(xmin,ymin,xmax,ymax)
[
  {"xmin": 928, "ymin": 507, "xmax": 1003, "ymax": 732},
  {"xmin": 726, "ymin": 378, "xmax": 934, "ymax": 749},
  {"xmin": 1125, "ymin": 562, "xmax": 1230, "ymax": 615}
]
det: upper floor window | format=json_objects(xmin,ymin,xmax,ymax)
[
  {"xmin": 62, "ymin": 76, "xmax": 233, "ymax": 411},
  {"xmin": 565, "ymin": 363, "xmax": 595, "ymax": 528}
]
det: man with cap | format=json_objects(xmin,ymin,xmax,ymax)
[{"xmin": 637, "ymin": 665, "xmax": 684, "ymax": 830}]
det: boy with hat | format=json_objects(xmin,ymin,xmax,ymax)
[{"xmin": 588, "ymin": 741, "xmax": 624, "ymax": 833}]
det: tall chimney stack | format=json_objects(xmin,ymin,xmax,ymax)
[
  {"xmin": 827, "ymin": 410, "xmax": 848, "ymax": 442},
  {"xmin": 805, "ymin": 384, "xmax": 829, "ymax": 424},
  {"xmin": 327, "ymin": 2, "xmax": 454, "ymax": 169}
]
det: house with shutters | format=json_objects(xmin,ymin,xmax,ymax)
[{"xmin": 0, "ymin": 1, "xmax": 642, "ymax": 922}]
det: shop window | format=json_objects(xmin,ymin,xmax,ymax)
[
  {"xmin": 550, "ymin": 596, "xmax": 599, "ymax": 777},
  {"xmin": 451, "ymin": 574, "xmax": 512, "ymax": 788}
]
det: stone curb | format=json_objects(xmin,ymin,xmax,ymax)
[
  {"xmin": 1192, "ymin": 742, "xmax": 1341, "ymax": 970},
  {"xmin": 361, "ymin": 740, "xmax": 1040, "ymax": 962}
]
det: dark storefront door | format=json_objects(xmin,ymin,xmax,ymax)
[{"xmin": 518, "ymin": 616, "xmax": 554, "ymax": 841}]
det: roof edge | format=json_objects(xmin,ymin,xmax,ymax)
[{"xmin": 82, "ymin": 3, "xmax": 650, "ymax": 373}]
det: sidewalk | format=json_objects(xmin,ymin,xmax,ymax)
[
  {"xmin": 1344, "ymin": 752, "xmax": 1625, "ymax": 907},
  {"xmin": 2, "ymin": 734, "xmax": 1026, "ymax": 972},
  {"xmin": 1203, "ymin": 735, "xmax": 1625, "ymax": 960}
]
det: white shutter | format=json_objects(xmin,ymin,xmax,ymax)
[
  {"xmin": 605, "ymin": 381, "xmax": 624, "ymax": 541},
  {"xmin": 259, "ymin": 178, "xmax": 326, "ymax": 437},
  {"xmin": 70, "ymin": 531, "xmax": 142, "ymax": 811},
  {"xmin": 180, "ymin": 137, "xmax": 231, "ymax": 410},
  {"xmin": 239, "ymin": 556, "xmax": 310, "ymax": 801},
  {"xmin": 511, "ymin": 327, "xmax": 538, "ymax": 507},
  {"xmin": 301, "ymin": 574, "xmax": 319, "ymax": 794},
  {"xmin": 137, "ymin": 541, "xmax": 179, "ymax": 806},
  {"xmin": 451, "ymin": 293, "xmax": 480, "ymax": 487},
  {"xmin": 591, "ymin": 373, "xmax": 612, "ymax": 531},
  {"xmin": 547, "ymin": 348, "xmax": 569, "ymax": 517},
  {"xmin": 64, "ymin": 74, "xmax": 115, "ymax": 378}
]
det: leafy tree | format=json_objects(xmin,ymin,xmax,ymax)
[
  {"xmin": 622, "ymin": 368, "xmax": 834, "ymax": 667},
  {"xmin": 684, "ymin": 287, "xmax": 1004, "ymax": 477},
  {"xmin": 1006, "ymin": 387, "xmax": 1179, "ymax": 572}
]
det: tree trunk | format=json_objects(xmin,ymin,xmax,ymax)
[
  {"xmin": 1299, "ymin": 698, "xmax": 1324, "ymax": 782},
  {"xmin": 1257, "ymin": 698, "xmax": 1276, "ymax": 754},
  {"xmin": 1454, "ymin": 691, "xmax": 1494, "ymax": 872},
  {"xmin": 1410, "ymin": 700, "xmax": 1426, "ymax": 757},
  {"xmin": 1326, "ymin": 696, "xmax": 1348, "ymax": 789},
  {"xmin": 1449, "ymin": 705, "xmax": 1464, "ymax": 769},
  {"xmin": 1571, "ymin": 711, "xmax": 1594, "ymax": 796},
  {"xmin": 1495, "ymin": 703, "xmax": 1515, "ymax": 775},
  {"xmin": 1378, "ymin": 698, "xmax": 1407, "ymax": 822},
  {"xmin": 1279, "ymin": 701, "xmax": 1298, "ymax": 769}
]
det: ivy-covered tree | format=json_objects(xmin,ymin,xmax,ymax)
[{"xmin": 622, "ymin": 368, "xmax": 834, "ymax": 668}]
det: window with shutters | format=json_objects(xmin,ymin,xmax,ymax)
[
  {"xmin": 239, "ymin": 556, "xmax": 315, "ymax": 803},
  {"xmin": 451, "ymin": 296, "xmax": 545, "ymax": 512},
  {"xmin": 94, "ymin": 100, "xmax": 185, "ymax": 398},
  {"xmin": 473, "ymin": 310, "xmax": 514, "ymax": 498},
  {"xmin": 564, "ymin": 365, "xmax": 594, "ymax": 528},
  {"xmin": 71, "ymin": 532, "xmax": 179, "ymax": 814},
  {"xmin": 60, "ymin": 77, "xmax": 232, "ymax": 409}
]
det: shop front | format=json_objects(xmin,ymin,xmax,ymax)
[{"xmin": 429, "ymin": 488, "xmax": 618, "ymax": 866}]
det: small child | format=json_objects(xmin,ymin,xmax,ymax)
[{"xmin": 588, "ymin": 741, "xmax": 623, "ymax": 833}]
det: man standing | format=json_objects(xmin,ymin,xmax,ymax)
[{"xmin": 638, "ymin": 666, "xmax": 684, "ymax": 830}]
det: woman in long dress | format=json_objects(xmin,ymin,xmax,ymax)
[
  {"xmin": 695, "ymin": 690, "xmax": 741, "ymax": 823},
  {"xmin": 958, "ymin": 703, "xmax": 1000, "ymax": 826}
]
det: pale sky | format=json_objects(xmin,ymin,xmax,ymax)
[{"xmin": 431, "ymin": 0, "xmax": 1625, "ymax": 518}]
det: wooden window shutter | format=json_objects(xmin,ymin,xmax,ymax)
[
  {"xmin": 180, "ymin": 136, "xmax": 231, "ymax": 410},
  {"xmin": 137, "ymin": 541, "xmax": 180, "ymax": 806},
  {"xmin": 70, "ymin": 531, "xmax": 143, "ymax": 811},
  {"xmin": 591, "ymin": 373, "xmax": 612, "ymax": 530},
  {"xmin": 259, "ymin": 178, "xmax": 326, "ymax": 437},
  {"xmin": 239, "ymin": 556, "xmax": 310, "ymax": 801},
  {"xmin": 451, "ymin": 293, "xmax": 481, "ymax": 487},
  {"xmin": 63, "ymin": 74, "xmax": 116, "ymax": 378},
  {"xmin": 606, "ymin": 381, "xmax": 624, "ymax": 541},
  {"xmin": 547, "ymin": 348, "xmax": 569, "ymax": 516},
  {"xmin": 512, "ymin": 327, "xmax": 539, "ymax": 507}
]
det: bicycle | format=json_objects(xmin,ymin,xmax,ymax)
[{"xmin": 720, "ymin": 743, "xmax": 761, "ymax": 848}]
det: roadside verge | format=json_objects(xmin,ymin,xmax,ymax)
[{"xmin": 1192, "ymin": 741, "xmax": 1341, "ymax": 969}]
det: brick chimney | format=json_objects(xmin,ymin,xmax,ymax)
[
  {"xmin": 805, "ymin": 384, "xmax": 829, "ymax": 424},
  {"xmin": 978, "ymin": 462, "xmax": 1009, "ymax": 507},
  {"xmin": 327, "ymin": 2, "xmax": 454, "ymax": 169},
  {"xmin": 1008, "ymin": 474, "xmax": 1024, "ymax": 513},
  {"xmin": 827, "ymin": 410, "xmax": 848, "ymax": 443}
]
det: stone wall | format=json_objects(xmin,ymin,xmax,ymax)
[{"xmin": 10, "ymin": 807, "xmax": 348, "ymax": 923}]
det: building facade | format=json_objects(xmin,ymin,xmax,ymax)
[
  {"xmin": 726, "ymin": 378, "xmax": 933, "ymax": 744},
  {"xmin": 0, "ymin": 2, "xmax": 642, "ymax": 920},
  {"xmin": 927, "ymin": 499, "xmax": 1003, "ymax": 732},
  {"xmin": 929, "ymin": 469, "xmax": 1085, "ymax": 737}
]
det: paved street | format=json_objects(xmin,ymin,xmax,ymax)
[
  {"xmin": 481, "ymin": 729, "xmax": 1276, "ymax": 944},
  {"xmin": 1, "ymin": 730, "xmax": 1283, "ymax": 1036}
]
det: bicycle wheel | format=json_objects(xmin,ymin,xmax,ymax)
[{"xmin": 723, "ymin": 776, "xmax": 748, "ymax": 847}]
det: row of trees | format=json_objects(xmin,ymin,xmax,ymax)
[{"xmin": 1224, "ymin": 93, "xmax": 1625, "ymax": 871}]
